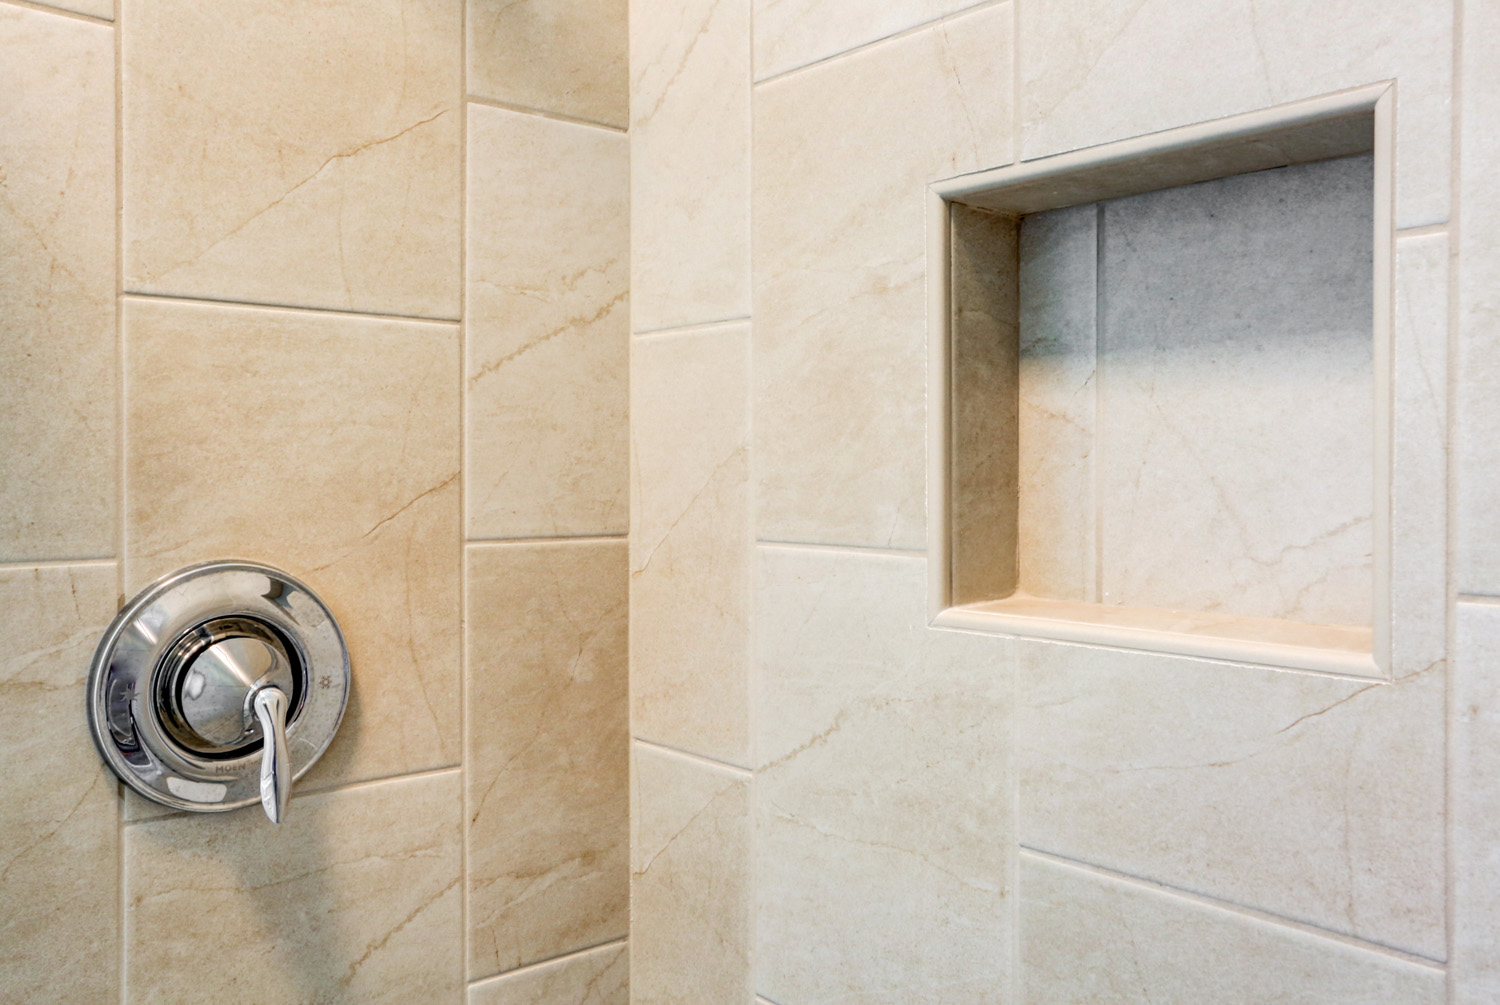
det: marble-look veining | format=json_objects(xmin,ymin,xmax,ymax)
[
  {"xmin": 1021, "ymin": 854, "xmax": 1445, "ymax": 1003},
  {"xmin": 1020, "ymin": 639, "xmax": 1444, "ymax": 958},
  {"xmin": 466, "ymin": 105, "xmax": 628, "ymax": 540},
  {"xmin": 630, "ymin": 0, "xmax": 751, "ymax": 332},
  {"xmin": 1018, "ymin": 0, "xmax": 1453, "ymax": 228},
  {"xmin": 121, "ymin": 0, "xmax": 461, "ymax": 317},
  {"xmin": 0, "ymin": 565, "xmax": 119, "ymax": 1003},
  {"xmin": 631, "ymin": 743, "xmax": 751, "ymax": 1004},
  {"xmin": 754, "ymin": 3, "xmax": 1013, "ymax": 550},
  {"xmin": 753, "ymin": 0, "xmax": 985, "ymax": 81},
  {"xmin": 123, "ymin": 299, "xmax": 461, "ymax": 788},
  {"xmin": 466, "ymin": 541, "xmax": 628, "ymax": 979},
  {"xmin": 1457, "ymin": 0, "xmax": 1500, "ymax": 595},
  {"xmin": 126, "ymin": 771, "xmax": 462, "ymax": 1002},
  {"xmin": 468, "ymin": 0, "xmax": 628, "ymax": 128},
  {"xmin": 756, "ymin": 546, "xmax": 1013, "ymax": 1002},
  {"xmin": 1095, "ymin": 156, "xmax": 1373, "ymax": 627},
  {"xmin": 1391, "ymin": 233, "xmax": 1449, "ymax": 672},
  {"xmin": 0, "ymin": 6, "xmax": 115, "ymax": 562},
  {"xmin": 469, "ymin": 942, "xmax": 629, "ymax": 1005},
  {"xmin": 630, "ymin": 326, "xmax": 752, "ymax": 766},
  {"xmin": 1455, "ymin": 602, "xmax": 1500, "ymax": 1002}
]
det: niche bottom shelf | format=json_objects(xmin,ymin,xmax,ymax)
[{"xmin": 936, "ymin": 593, "xmax": 1377, "ymax": 677}]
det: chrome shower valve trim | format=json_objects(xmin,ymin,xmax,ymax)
[{"xmin": 86, "ymin": 561, "xmax": 350, "ymax": 824}]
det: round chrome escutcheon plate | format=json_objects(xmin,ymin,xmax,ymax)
[{"xmin": 87, "ymin": 561, "xmax": 350, "ymax": 813}]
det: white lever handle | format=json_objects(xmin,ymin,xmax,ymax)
[{"xmin": 251, "ymin": 686, "xmax": 291, "ymax": 824}]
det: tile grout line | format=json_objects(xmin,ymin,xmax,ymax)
[
  {"xmin": 1444, "ymin": 0, "xmax": 1464, "ymax": 998},
  {"xmin": 120, "ymin": 765, "xmax": 466, "ymax": 827},
  {"xmin": 112, "ymin": 1, "xmax": 126, "ymax": 1000},
  {"xmin": 119, "ymin": 291, "xmax": 460, "ymax": 326},
  {"xmin": 0, "ymin": 557, "xmax": 116, "ymax": 571},
  {"xmin": 751, "ymin": 0, "xmax": 1011, "ymax": 89},
  {"xmin": 467, "ymin": 534, "xmax": 628, "ymax": 547},
  {"xmin": 632, "ymin": 737, "xmax": 753, "ymax": 778},
  {"xmin": 1020, "ymin": 847, "xmax": 1448, "ymax": 971},
  {"xmin": 632, "ymin": 316, "xmax": 752, "ymax": 338},
  {"xmin": 465, "ymin": 92, "xmax": 627, "ymax": 133},
  {"xmin": 745, "ymin": 0, "xmax": 759, "ymax": 995},
  {"xmin": 458, "ymin": 1, "xmax": 470, "ymax": 995},
  {"xmin": 756, "ymin": 539, "xmax": 925, "ymax": 559},
  {"xmin": 466, "ymin": 937, "xmax": 628, "ymax": 987},
  {"xmin": 0, "ymin": 0, "xmax": 111, "ymax": 25}
]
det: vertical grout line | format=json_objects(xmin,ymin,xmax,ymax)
[
  {"xmin": 112, "ymin": 3, "xmax": 126, "ymax": 1002},
  {"xmin": 1010, "ymin": 0, "xmax": 1021, "ymax": 166},
  {"xmin": 458, "ymin": 1, "xmax": 470, "ymax": 997},
  {"xmin": 1444, "ymin": 0, "xmax": 1463, "ymax": 997},
  {"xmin": 744, "ymin": 1, "xmax": 759, "ymax": 1000}
]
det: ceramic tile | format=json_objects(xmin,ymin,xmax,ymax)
[
  {"xmin": 466, "ymin": 541, "xmax": 628, "ymax": 979},
  {"xmin": 0, "ymin": 564, "xmax": 119, "ymax": 1003},
  {"xmin": 123, "ymin": 299, "xmax": 461, "ymax": 788},
  {"xmin": 949, "ymin": 204, "xmax": 1019, "ymax": 605},
  {"xmin": 1018, "ymin": 0, "xmax": 1451, "ymax": 229},
  {"xmin": 0, "ymin": 6, "xmax": 115, "ymax": 561},
  {"xmin": 1019, "ymin": 639, "xmax": 1445, "ymax": 958},
  {"xmin": 468, "ymin": 0, "xmax": 628, "ymax": 128},
  {"xmin": 466, "ymin": 105, "xmax": 628, "ymax": 539},
  {"xmin": 630, "ymin": 0, "xmax": 750, "ymax": 332},
  {"xmin": 468, "ymin": 942, "xmax": 628, "ymax": 1005},
  {"xmin": 630, "ymin": 327, "xmax": 751, "ymax": 765},
  {"xmin": 754, "ymin": 3, "xmax": 1013, "ymax": 549},
  {"xmin": 753, "ymin": 0, "xmax": 987, "ymax": 81},
  {"xmin": 1454, "ymin": 601, "xmax": 1500, "ymax": 1001},
  {"xmin": 1456, "ymin": 0, "xmax": 1500, "ymax": 596},
  {"xmin": 1391, "ymin": 233, "xmax": 1449, "ymax": 673},
  {"xmin": 756, "ymin": 546, "xmax": 1014, "ymax": 1002},
  {"xmin": 630, "ymin": 743, "xmax": 751, "ymax": 1005},
  {"xmin": 1096, "ymin": 156, "xmax": 1373, "ymax": 627},
  {"xmin": 1021, "ymin": 854, "xmax": 1445, "ymax": 1003},
  {"xmin": 1016, "ymin": 203, "xmax": 1097, "ymax": 602},
  {"xmin": 121, "ymin": 0, "xmax": 461, "ymax": 317},
  {"xmin": 125, "ymin": 770, "xmax": 462, "ymax": 1002}
]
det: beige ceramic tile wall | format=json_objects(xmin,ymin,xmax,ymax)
[
  {"xmin": 0, "ymin": 4, "xmax": 115, "ymax": 563},
  {"xmin": 628, "ymin": 0, "xmax": 1490, "ymax": 1002},
  {"xmin": 2, "ymin": 0, "xmax": 629, "ymax": 1000},
  {"xmin": 466, "ymin": 540, "xmax": 628, "ymax": 980}
]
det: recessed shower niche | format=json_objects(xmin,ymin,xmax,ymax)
[{"xmin": 930, "ymin": 90, "xmax": 1395, "ymax": 675}]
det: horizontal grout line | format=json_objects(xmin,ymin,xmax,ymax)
[
  {"xmin": 1457, "ymin": 593, "xmax": 1500, "ymax": 607},
  {"xmin": 122, "ymin": 765, "xmax": 461, "ymax": 826},
  {"xmin": 0, "ymin": 557, "xmax": 114, "ymax": 571},
  {"xmin": 466, "ymin": 534, "xmax": 627, "ymax": 547},
  {"xmin": 753, "ymin": 0, "xmax": 1010, "ymax": 87},
  {"xmin": 120, "ymin": 292, "xmax": 461, "ymax": 326},
  {"xmin": 1395, "ymin": 223, "xmax": 1451, "ymax": 238},
  {"xmin": 632, "ymin": 316, "xmax": 752, "ymax": 339},
  {"xmin": 633, "ymin": 737, "xmax": 754, "ymax": 777},
  {"xmin": 0, "ymin": 0, "xmax": 112, "ymax": 25},
  {"xmin": 1019, "ymin": 847, "xmax": 1447, "ymax": 970},
  {"xmin": 466, "ymin": 94, "xmax": 628, "ymax": 133},
  {"xmin": 468, "ymin": 938, "xmax": 628, "ymax": 988},
  {"xmin": 757, "ymin": 539, "xmax": 926, "ymax": 559}
]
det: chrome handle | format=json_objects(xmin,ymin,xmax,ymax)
[{"xmin": 251, "ymin": 686, "xmax": 291, "ymax": 824}]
